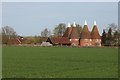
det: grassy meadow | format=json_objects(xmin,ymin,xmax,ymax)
[{"xmin": 2, "ymin": 46, "xmax": 118, "ymax": 78}]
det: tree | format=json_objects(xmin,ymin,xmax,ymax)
[
  {"xmin": 106, "ymin": 28, "xmax": 113, "ymax": 45},
  {"xmin": 48, "ymin": 30, "xmax": 51, "ymax": 37},
  {"xmin": 53, "ymin": 23, "xmax": 66, "ymax": 37},
  {"xmin": 2, "ymin": 26, "xmax": 17, "ymax": 44},
  {"xmin": 71, "ymin": 23, "xmax": 82, "ymax": 33},
  {"xmin": 105, "ymin": 23, "xmax": 118, "ymax": 33},
  {"xmin": 34, "ymin": 36, "xmax": 40, "ymax": 44},
  {"xmin": 104, "ymin": 23, "xmax": 120, "ymax": 46},
  {"xmin": 41, "ymin": 28, "xmax": 50, "ymax": 37},
  {"xmin": 108, "ymin": 28, "xmax": 112, "ymax": 40},
  {"xmin": 113, "ymin": 31, "xmax": 119, "ymax": 46},
  {"xmin": 75, "ymin": 24, "xmax": 82, "ymax": 33},
  {"xmin": 101, "ymin": 29, "xmax": 106, "ymax": 45}
]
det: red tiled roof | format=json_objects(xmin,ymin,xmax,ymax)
[
  {"xmin": 91, "ymin": 25, "xmax": 101, "ymax": 39},
  {"xmin": 7, "ymin": 37, "xmax": 27, "ymax": 44},
  {"xmin": 80, "ymin": 25, "xmax": 91, "ymax": 39},
  {"xmin": 47, "ymin": 37, "xmax": 71, "ymax": 44},
  {"xmin": 63, "ymin": 27, "xmax": 79, "ymax": 39},
  {"xmin": 63, "ymin": 27, "xmax": 72, "ymax": 38},
  {"xmin": 7, "ymin": 38, "xmax": 21, "ymax": 44},
  {"xmin": 63, "ymin": 28, "xmax": 69, "ymax": 37},
  {"xmin": 69, "ymin": 27, "xmax": 79, "ymax": 39}
]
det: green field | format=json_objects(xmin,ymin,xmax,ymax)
[{"xmin": 2, "ymin": 46, "xmax": 118, "ymax": 78}]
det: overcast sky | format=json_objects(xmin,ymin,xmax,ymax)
[{"xmin": 2, "ymin": 2, "xmax": 118, "ymax": 36}]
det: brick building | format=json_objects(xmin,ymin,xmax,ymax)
[
  {"xmin": 47, "ymin": 20, "xmax": 101, "ymax": 47},
  {"xmin": 79, "ymin": 21, "xmax": 101, "ymax": 47},
  {"xmin": 64, "ymin": 21, "xmax": 101, "ymax": 47},
  {"xmin": 63, "ymin": 22, "xmax": 79, "ymax": 46}
]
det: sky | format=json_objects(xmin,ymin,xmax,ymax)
[
  {"xmin": 1, "ymin": 2, "xmax": 118, "ymax": 36},
  {"xmin": 1, "ymin": 0, "xmax": 119, "ymax": 2},
  {"xmin": 118, "ymin": 2, "xmax": 120, "ymax": 28}
]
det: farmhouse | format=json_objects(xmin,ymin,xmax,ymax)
[{"xmin": 47, "ymin": 20, "xmax": 101, "ymax": 47}]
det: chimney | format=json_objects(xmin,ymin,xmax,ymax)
[
  {"xmin": 67, "ymin": 23, "xmax": 71, "ymax": 27},
  {"xmin": 84, "ymin": 20, "xmax": 87, "ymax": 25},
  {"xmin": 94, "ymin": 20, "xmax": 97, "ymax": 25},
  {"xmin": 73, "ymin": 22, "xmax": 76, "ymax": 27}
]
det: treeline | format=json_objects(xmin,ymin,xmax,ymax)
[
  {"xmin": 1, "ymin": 23, "xmax": 82, "ymax": 45},
  {"xmin": 101, "ymin": 23, "xmax": 120, "ymax": 46},
  {"xmin": 1, "ymin": 23, "xmax": 120, "ymax": 46},
  {"xmin": 40, "ymin": 23, "xmax": 82, "ymax": 37},
  {"xmin": 2, "ymin": 26, "xmax": 17, "ymax": 44}
]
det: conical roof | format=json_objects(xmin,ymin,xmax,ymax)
[
  {"xmin": 69, "ymin": 27, "xmax": 79, "ymax": 39},
  {"xmin": 63, "ymin": 27, "xmax": 69, "ymax": 37},
  {"xmin": 80, "ymin": 25, "xmax": 91, "ymax": 39},
  {"xmin": 91, "ymin": 24, "xmax": 101, "ymax": 39},
  {"xmin": 67, "ymin": 23, "xmax": 71, "ymax": 27},
  {"xmin": 63, "ymin": 27, "xmax": 72, "ymax": 38}
]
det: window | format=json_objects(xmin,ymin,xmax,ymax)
[
  {"xmin": 90, "ymin": 39, "xmax": 92, "ymax": 42},
  {"xmin": 96, "ymin": 39, "xmax": 98, "ymax": 42},
  {"xmin": 85, "ymin": 39, "xmax": 88, "ymax": 42}
]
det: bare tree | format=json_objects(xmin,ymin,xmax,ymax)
[
  {"xmin": 75, "ymin": 24, "xmax": 82, "ymax": 33},
  {"xmin": 41, "ymin": 28, "xmax": 50, "ymax": 37},
  {"xmin": 53, "ymin": 23, "xmax": 66, "ymax": 37},
  {"xmin": 48, "ymin": 30, "xmax": 51, "ymax": 37},
  {"xmin": 2, "ymin": 26, "xmax": 17, "ymax": 39},
  {"xmin": 104, "ymin": 23, "xmax": 120, "ymax": 46},
  {"xmin": 2, "ymin": 26, "xmax": 17, "ymax": 44},
  {"xmin": 105, "ymin": 23, "xmax": 118, "ymax": 33}
]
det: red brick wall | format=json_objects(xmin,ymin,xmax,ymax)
[
  {"xmin": 91, "ymin": 39, "xmax": 101, "ymax": 47},
  {"xmin": 80, "ymin": 39, "xmax": 92, "ymax": 47},
  {"xmin": 70, "ymin": 39, "xmax": 79, "ymax": 46}
]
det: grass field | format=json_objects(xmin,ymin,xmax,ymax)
[{"xmin": 2, "ymin": 46, "xmax": 118, "ymax": 78}]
